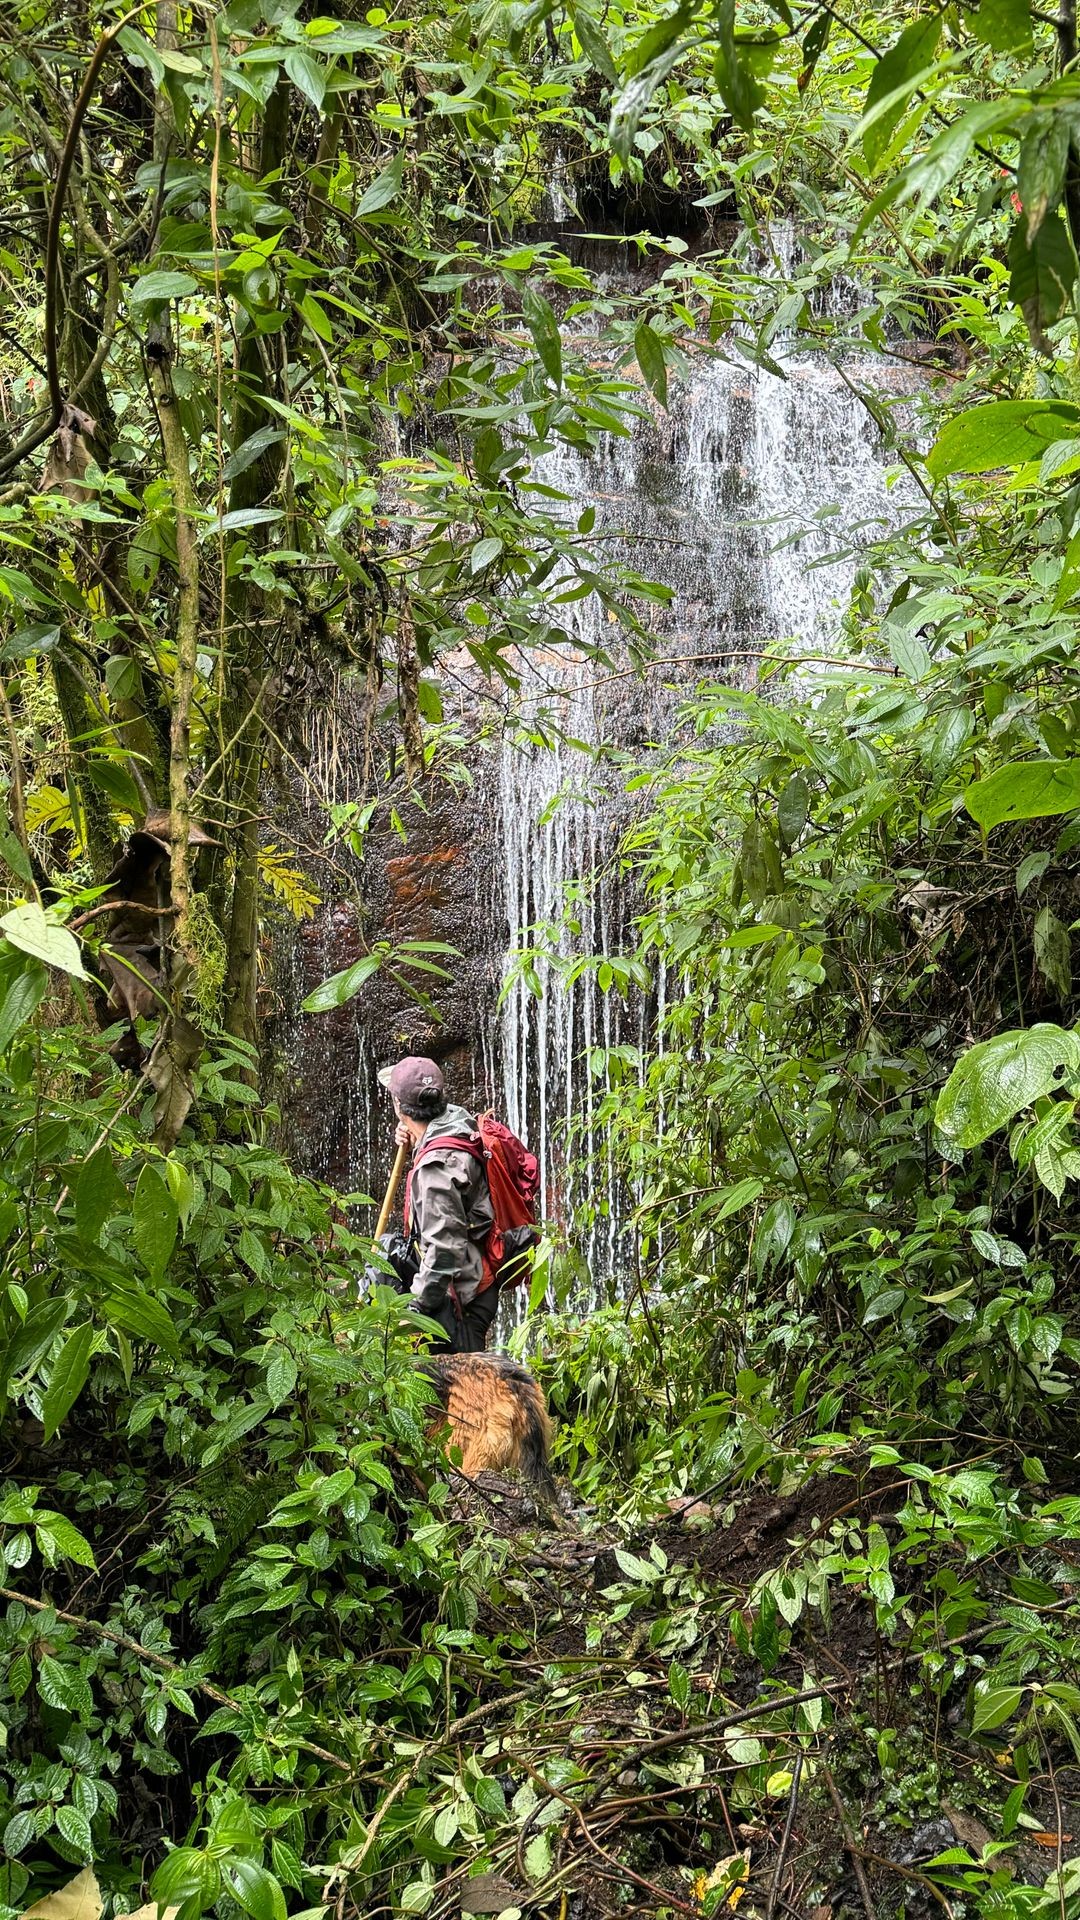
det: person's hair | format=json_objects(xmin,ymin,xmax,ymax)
[{"xmin": 397, "ymin": 1085, "xmax": 448, "ymax": 1123}]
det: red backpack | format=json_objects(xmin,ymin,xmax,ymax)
[{"xmin": 408, "ymin": 1111, "xmax": 541, "ymax": 1294}]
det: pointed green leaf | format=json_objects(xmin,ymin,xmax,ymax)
[
  {"xmin": 41, "ymin": 1323, "xmax": 95, "ymax": 1441},
  {"xmin": 1009, "ymin": 211, "xmax": 1077, "ymax": 352},
  {"xmin": 0, "ymin": 903, "xmax": 87, "ymax": 979},
  {"xmin": 133, "ymin": 1165, "xmax": 179, "ymax": 1278},
  {"xmin": 75, "ymin": 1147, "xmax": 128, "ymax": 1246},
  {"xmin": 634, "ymin": 320, "xmax": 668, "ymax": 405},
  {"xmin": 861, "ymin": 15, "xmax": 941, "ymax": 170},
  {"xmin": 965, "ymin": 758, "xmax": 1080, "ymax": 829},
  {"xmin": 357, "ymin": 153, "xmax": 403, "ymax": 215},
  {"xmin": 935, "ymin": 1025, "xmax": 1080, "ymax": 1149},
  {"xmin": 522, "ymin": 288, "xmax": 562, "ymax": 388},
  {"xmin": 927, "ymin": 401, "xmax": 1080, "ymax": 479}
]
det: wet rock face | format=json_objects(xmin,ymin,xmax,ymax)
[
  {"xmin": 357, "ymin": 771, "xmax": 504, "ymax": 1109},
  {"xmin": 277, "ymin": 737, "xmax": 505, "ymax": 1194}
]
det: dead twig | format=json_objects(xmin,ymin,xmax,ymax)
[
  {"xmin": 766, "ymin": 1750, "xmax": 803, "ymax": 1920},
  {"xmin": 823, "ymin": 1764, "xmax": 876, "ymax": 1920}
]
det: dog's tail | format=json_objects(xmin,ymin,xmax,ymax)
[{"xmin": 515, "ymin": 1365, "xmax": 559, "ymax": 1507}]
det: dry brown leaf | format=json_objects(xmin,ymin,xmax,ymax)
[
  {"xmin": 115, "ymin": 1902, "xmax": 181, "ymax": 1920},
  {"xmin": 21, "ymin": 1868, "xmax": 102, "ymax": 1920},
  {"xmin": 943, "ymin": 1800, "xmax": 992, "ymax": 1855},
  {"xmin": 460, "ymin": 1877, "xmax": 523, "ymax": 1915},
  {"xmin": 1034, "ymin": 1831, "xmax": 1073, "ymax": 1846}
]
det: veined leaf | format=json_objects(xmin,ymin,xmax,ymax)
[
  {"xmin": 935, "ymin": 1025, "xmax": 1080, "ymax": 1149},
  {"xmin": 971, "ymin": 0, "xmax": 1032, "ymax": 52},
  {"xmin": 522, "ymin": 288, "xmax": 562, "ymax": 388},
  {"xmin": 1009, "ymin": 211, "xmax": 1077, "ymax": 352},
  {"xmin": 75, "ymin": 1146, "xmax": 128, "ymax": 1246},
  {"xmin": 133, "ymin": 1164, "xmax": 179, "ymax": 1278},
  {"xmin": 861, "ymin": 15, "xmax": 941, "ymax": 170},
  {"xmin": 965, "ymin": 758, "xmax": 1080, "ymax": 829},
  {"xmin": 41, "ymin": 1322, "xmax": 95, "ymax": 1442},
  {"xmin": 357, "ymin": 154, "xmax": 403, "ymax": 215},
  {"xmin": 927, "ymin": 401, "xmax": 1080, "ymax": 479},
  {"xmin": 634, "ymin": 320, "xmax": 668, "ymax": 405},
  {"xmin": 1, "ymin": 902, "xmax": 87, "ymax": 979},
  {"xmin": 302, "ymin": 952, "xmax": 381, "ymax": 1012}
]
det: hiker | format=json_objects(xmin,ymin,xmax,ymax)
[{"xmin": 376, "ymin": 1056, "xmax": 500, "ymax": 1352}]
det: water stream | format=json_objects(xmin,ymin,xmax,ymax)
[{"xmin": 280, "ymin": 266, "xmax": 924, "ymax": 1297}]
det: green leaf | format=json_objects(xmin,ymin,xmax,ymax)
[
  {"xmin": 1017, "ymin": 116, "xmax": 1071, "ymax": 243},
  {"xmin": 973, "ymin": 1684, "xmax": 1024, "ymax": 1732},
  {"xmin": 129, "ymin": 271, "xmax": 198, "ymax": 305},
  {"xmin": 299, "ymin": 293, "xmax": 333, "ymax": 342},
  {"xmin": 777, "ymin": 771, "xmax": 809, "ymax": 845},
  {"xmin": 861, "ymin": 15, "xmax": 941, "ymax": 170},
  {"xmin": 84, "ymin": 759, "xmax": 143, "ymax": 815},
  {"xmin": 715, "ymin": 1176, "xmax": 764, "ymax": 1219},
  {"xmin": 965, "ymin": 758, "xmax": 1080, "ymax": 830},
  {"xmin": 471, "ymin": 536, "xmax": 503, "ymax": 573},
  {"xmin": 1, "ymin": 903, "xmax": 87, "ymax": 979},
  {"xmin": 0, "ymin": 952, "xmax": 47, "ymax": 1053},
  {"xmin": 357, "ymin": 153, "xmax": 403, "ymax": 215},
  {"xmin": 935, "ymin": 1025, "xmax": 1080, "ymax": 1148},
  {"xmin": 75, "ymin": 1147, "xmax": 128, "ymax": 1246},
  {"xmin": 1009, "ymin": 211, "xmax": 1077, "ymax": 351},
  {"xmin": 301, "ymin": 952, "xmax": 381, "ymax": 1012},
  {"xmin": 522, "ymin": 288, "xmax": 562, "ymax": 388},
  {"xmin": 41, "ymin": 1322, "xmax": 95, "ymax": 1442},
  {"xmin": 751, "ymin": 1586, "xmax": 780, "ymax": 1673},
  {"xmin": 573, "ymin": 2, "xmax": 617, "ymax": 80},
  {"xmin": 523, "ymin": 1833, "xmax": 552, "ymax": 1884},
  {"xmin": 1017, "ymin": 850, "xmax": 1052, "ymax": 897},
  {"xmin": 1035, "ymin": 905, "xmax": 1072, "ymax": 1000},
  {"xmin": 55, "ymin": 1806, "xmax": 93, "ymax": 1859},
  {"xmin": 133, "ymin": 1164, "xmax": 179, "ymax": 1278},
  {"xmin": 104, "ymin": 1287, "xmax": 178, "ymax": 1355},
  {"xmin": 714, "ymin": 0, "xmax": 763, "ymax": 131},
  {"xmin": 229, "ymin": 1862, "xmax": 286, "ymax": 1920},
  {"xmin": 610, "ymin": 40, "xmax": 688, "ymax": 160},
  {"xmin": 634, "ymin": 320, "xmax": 668, "ymax": 405},
  {"xmin": 37, "ymin": 1514, "xmax": 96, "ymax": 1568},
  {"xmin": 223, "ymin": 428, "xmax": 285, "ymax": 483},
  {"xmin": 284, "ymin": 46, "xmax": 326, "ymax": 108},
  {"xmin": 927, "ymin": 401, "xmax": 1080, "ymax": 479},
  {"xmin": 971, "ymin": 0, "xmax": 1032, "ymax": 53},
  {"xmin": 202, "ymin": 1393, "xmax": 273, "ymax": 1466},
  {"xmin": 888, "ymin": 624, "xmax": 931, "ymax": 681}
]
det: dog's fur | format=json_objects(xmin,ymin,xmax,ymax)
[{"xmin": 424, "ymin": 1352, "xmax": 557, "ymax": 1506}]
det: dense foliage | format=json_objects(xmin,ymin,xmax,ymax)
[{"xmin": 12, "ymin": 0, "xmax": 1080, "ymax": 1912}]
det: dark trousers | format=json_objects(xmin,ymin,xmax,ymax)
[{"xmin": 428, "ymin": 1282, "xmax": 501, "ymax": 1353}]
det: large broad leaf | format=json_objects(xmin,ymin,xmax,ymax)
[
  {"xmin": 572, "ymin": 2, "xmax": 616, "ymax": 81},
  {"xmin": 634, "ymin": 321, "xmax": 668, "ymax": 404},
  {"xmin": 0, "ymin": 902, "xmax": 87, "ymax": 979},
  {"xmin": 927, "ymin": 401, "xmax": 1080, "ymax": 479},
  {"xmin": 971, "ymin": 0, "xmax": 1032, "ymax": 52},
  {"xmin": 129, "ymin": 271, "xmax": 197, "ymax": 305},
  {"xmin": 1009, "ymin": 211, "xmax": 1077, "ymax": 352},
  {"xmin": 104, "ymin": 1286, "xmax": 179, "ymax": 1355},
  {"xmin": 41, "ymin": 1322, "xmax": 95, "ymax": 1441},
  {"xmin": 1016, "ymin": 116, "xmax": 1071, "ymax": 243},
  {"xmin": 964, "ymin": 758, "xmax": 1080, "ymax": 829},
  {"xmin": 861, "ymin": 15, "xmax": 941, "ymax": 170},
  {"xmin": 935, "ymin": 1025, "xmax": 1080, "ymax": 1149},
  {"xmin": 0, "ymin": 951, "xmax": 47, "ymax": 1054},
  {"xmin": 75, "ymin": 1146, "xmax": 129, "ymax": 1245},
  {"xmin": 133, "ymin": 1164, "xmax": 179, "ymax": 1277},
  {"xmin": 522, "ymin": 288, "xmax": 562, "ymax": 389},
  {"xmin": 357, "ymin": 154, "xmax": 403, "ymax": 215},
  {"xmin": 21, "ymin": 1869, "xmax": 103, "ymax": 1920},
  {"xmin": 301, "ymin": 951, "xmax": 381, "ymax": 1013}
]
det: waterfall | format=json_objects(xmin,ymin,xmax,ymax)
[{"xmin": 495, "ymin": 330, "xmax": 922, "ymax": 1295}]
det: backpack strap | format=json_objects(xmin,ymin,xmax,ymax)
[{"xmin": 405, "ymin": 1133, "xmax": 489, "ymax": 1238}]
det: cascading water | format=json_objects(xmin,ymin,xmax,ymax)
[
  {"xmin": 494, "ymin": 318, "xmax": 923, "ymax": 1295},
  {"xmin": 279, "ymin": 240, "xmax": 925, "ymax": 1300}
]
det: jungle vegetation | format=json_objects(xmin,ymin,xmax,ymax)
[{"xmin": 5, "ymin": 0, "xmax": 1080, "ymax": 1911}]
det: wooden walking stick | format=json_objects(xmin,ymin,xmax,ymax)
[{"xmin": 374, "ymin": 1139, "xmax": 410, "ymax": 1241}]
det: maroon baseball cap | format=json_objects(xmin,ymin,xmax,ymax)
[{"xmin": 377, "ymin": 1055, "xmax": 445, "ymax": 1103}]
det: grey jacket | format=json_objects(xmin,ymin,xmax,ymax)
[{"xmin": 408, "ymin": 1104, "xmax": 494, "ymax": 1313}]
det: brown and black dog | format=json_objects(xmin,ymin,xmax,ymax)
[{"xmin": 424, "ymin": 1353, "xmax": 558, "ymax": 1508}]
